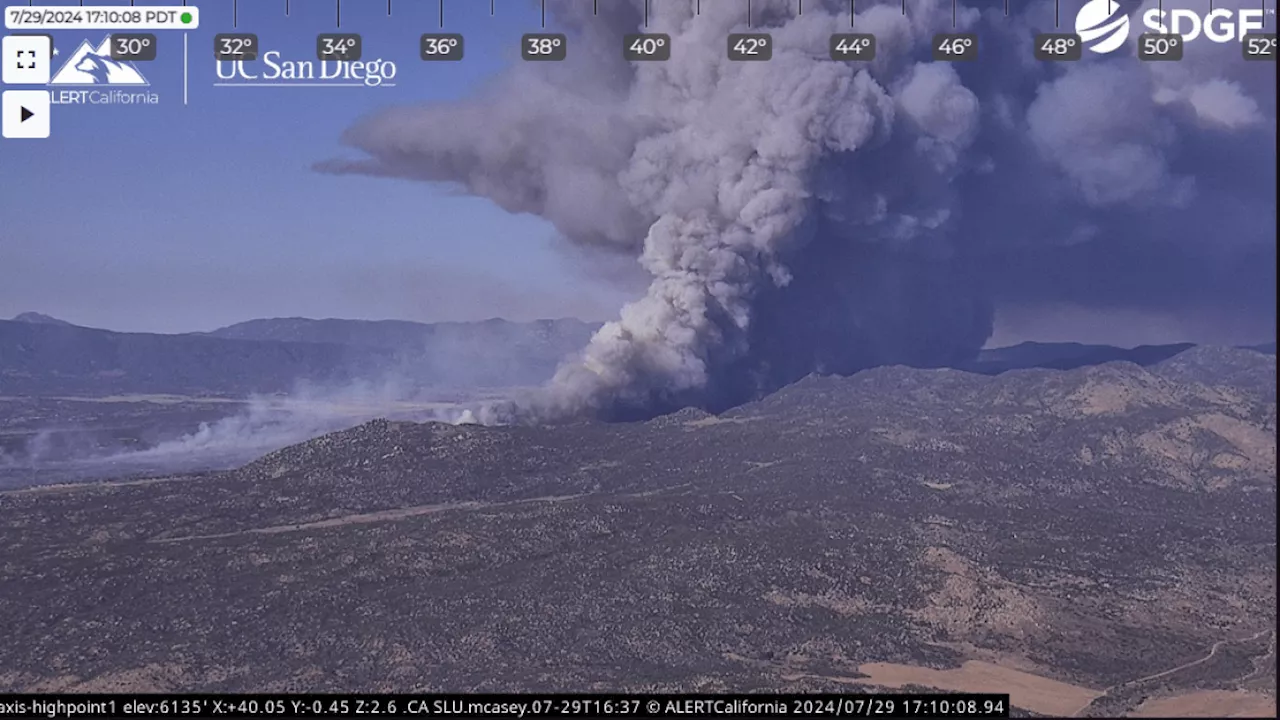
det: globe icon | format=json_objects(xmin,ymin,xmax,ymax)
[{"xmin": 1075, "ymin": 0, "xmax": 1130, "ymax": 54}]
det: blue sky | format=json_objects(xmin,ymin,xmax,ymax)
[
  {"xmin": 0, "ymin": 0, "xmax": 636, "ymax": 332},
  {"xmin": 1, "ymin": 0, "xmax": 1274, "ymax": 347}
]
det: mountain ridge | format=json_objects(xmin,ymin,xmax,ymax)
[
  {"xmin": 3, "ymin": 313, "xmax": 1274, "ymax": 401},
  {"xmin": 0, "ymin": 317, "xmax": 599, "ymax": 396},
  {"xmin": 9, "ymin": 312, "xmax": 75, "ymax": 326},
  {"xmin": 203, "ymin": 316, "xmax": 601, "ymax": 347}
]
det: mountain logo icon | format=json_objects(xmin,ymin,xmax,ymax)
[{"xmin": 50, "ymin": 37, "xmax": 149, "ymax": 86}]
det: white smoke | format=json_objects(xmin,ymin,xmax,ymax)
[
  {"xmin": 0, "ymin": 382, "xmax": 507, "ymax": 486},
  {"xmin": 121, "ymin": 382, "xmax": 485, "ymax": 464}
]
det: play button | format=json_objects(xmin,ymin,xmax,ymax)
[{"xmin": 2, "ymin": 90, "xmax": 50, "ymax": 139}]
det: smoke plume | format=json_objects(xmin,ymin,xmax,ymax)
[
  {"xmin": 319, "ymin": 0, "xmax": 1276, "ymax": 420},
  {"xmin": 0, "ymin": 382, "xmax": 491, "ymax": 488}
]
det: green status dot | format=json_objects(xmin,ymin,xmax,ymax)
[{"xmin": 181, "ymin": 12, "xmax": 193, "ymax": 24}]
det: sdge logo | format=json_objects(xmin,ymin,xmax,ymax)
[
  {"xmin": 1075, "ymin": 0, "xmax": 1273, "ymax": 54},
  {"xmin": 1143, "ymin": 7, "xmax": 1270, "ymax": 43}
]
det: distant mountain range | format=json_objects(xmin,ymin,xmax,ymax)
[
  {"xmin": 0, "ymin": 314, "xmax": 599, "ymax": 397},
  {"xmin": 202, "ymin": 316, "xmax": 597, "ymax": 349},
  {"xmin": 0, "ymin": 313, "xmax": 1274, "ymax": 398},
  {"xmin": 963, "ymin": 340, "xmax": 1199, "ymax": 374}
]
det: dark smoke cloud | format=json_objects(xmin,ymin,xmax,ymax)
[{"xmin": 318, "ymin": 0, "xmax": 1276, "ymax": 420}]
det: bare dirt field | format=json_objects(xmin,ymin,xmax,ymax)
[{"xmin": 1130, "ymin": 690, "xmax": 1277, "ymax": 718}]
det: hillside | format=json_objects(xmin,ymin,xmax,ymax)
[{"xmin": 0, "ymin": 349, "xmax": 1273, "ymax": 716}]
